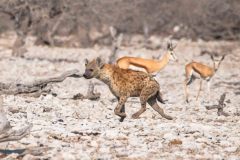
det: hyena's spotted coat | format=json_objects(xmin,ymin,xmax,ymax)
[{"xmin": 83, "ymin": 57, "xmax": 173, "ymax": 121}]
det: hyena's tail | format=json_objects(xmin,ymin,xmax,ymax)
[{"xmin": 156, "ymin": 91, "xmax": 165, "ymax": 104}]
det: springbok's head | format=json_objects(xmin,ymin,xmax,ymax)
[
  {"xmin": 211, "ymin": 55, "xmax": 225, "ymax": 72},
  {"xmin": 83, "ymin": 57, "xmax": 104, "ymax": 79},
  {"xmin": 167, "ymin": 42, "xmax": 178, "ymax": 62}
]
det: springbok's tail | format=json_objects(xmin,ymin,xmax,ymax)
[{"xmin": 156, "ymin": 91, "xmax": 165, "ymax": 104}]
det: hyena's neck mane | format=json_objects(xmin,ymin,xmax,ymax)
[{"xmin": 97, "ymin": 64, "xmax": 114, "ymax": 84}]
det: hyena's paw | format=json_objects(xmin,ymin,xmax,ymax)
[
  {"xmin": 163, "ymin": 114, "xmax": 173, "ymax": 120},
  {"xmin": 115, "ymin": 112, "xmax": 126, "ymax": 118},
  {"xmin": 132, "ymin": 113, "xmax": 140, "ymax": 119},
  {"xmin": 119, "ymin": 113, "xmax": 127, "ymax": 118},
  {"xmin": 114, "ymin": 109, "xmax": 126, "ymax": 118}
]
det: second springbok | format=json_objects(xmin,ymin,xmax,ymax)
[
  {"xmin": 184, "ymin": 55, "xmax": 225, "ymax": 103},
  {"xmin": 116, "ymin": 42, "xmax": 177, "ymax": 74}
]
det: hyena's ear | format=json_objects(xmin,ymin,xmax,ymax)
[
  {"xmin": 84, "ymin": 59, "xmax": 89, "ymax": 66},
  {"xmin": 96, "ymin": 57, "xmax": 104, "ymax": 68}
]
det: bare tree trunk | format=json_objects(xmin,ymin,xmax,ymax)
[
  {"xmin": 12, "ymin": 31, "xmax": 27, "ymax": 57},
  {"xmin": 108, "ymin": 26, "xmax": 123, "ymax": 64}
]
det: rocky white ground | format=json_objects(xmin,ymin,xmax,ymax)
[{"xmin": 0, "ymin": 35, "xmax": 239, "ymax": 159}]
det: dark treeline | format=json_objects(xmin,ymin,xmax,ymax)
[{"xmin": 0, "ymin": 0, "xmax": 239, "ymax": 47}]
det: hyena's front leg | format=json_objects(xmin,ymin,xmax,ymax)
[
  {"xmin": 119, "ymin": 104, "xmax": 125, "ymax": 122},
  {"xmin": 114, "ymin": 96, "xmax": 127, "ymax": 119},
  {"xmin": 117, "ymin": 97, "xmax": 126, "ymax": 122}
]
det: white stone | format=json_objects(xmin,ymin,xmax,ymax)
[{"xmin": 224, "ymin": 147, "xmax": 238, "ymax": 153}]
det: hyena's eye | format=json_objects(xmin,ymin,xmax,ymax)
[{"xmin": 89, "ymin": 69, "xmax": 94, "ymax": 72}]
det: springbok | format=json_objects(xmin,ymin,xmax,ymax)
[
  {"xmin": 116, "ymin": 42, "xmax": 178, "ymax": 75},
  {"xmin": 184, "ymin": 55, "xmax": 225, "ymax": 103}
]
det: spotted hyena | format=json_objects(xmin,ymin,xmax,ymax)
[{"xmin": 83, "ymin": 57, "xmax": 173, "ymax": 121}]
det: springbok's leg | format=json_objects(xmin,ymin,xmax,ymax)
[
  {"xmin": 207, "ymin": 80, "xmax": 211, "ymax": 102},
  {"xmin": 184, "ymin": 66, "xmax": 193, "ymax": 103},
  {"xmin": 196, "ymin": 79, "xmax": 203, "ymax": 101},
  {"xmin": 184, "ymin": 79, "xmax": 190, "ymax": 103},
  {"xmin": 185, "ymin": 74, "xmax": 196, "ymax": 103}
]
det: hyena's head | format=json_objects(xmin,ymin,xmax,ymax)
[{"xmin": 83, "ymin": 57, "xmax": 104, "ymax": 79}]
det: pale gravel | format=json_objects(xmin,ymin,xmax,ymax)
[{"xmin": 0, "ymin": 37, "xmax": 239, "ymax": 159}]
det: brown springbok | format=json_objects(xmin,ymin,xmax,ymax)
[{"xmin": 184, "ymin": 55, "xmax": 225, "ymax": 103}]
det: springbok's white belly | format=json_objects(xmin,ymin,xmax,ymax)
[
  {"xmin": 128, "ymin": 65, "xmax": 147, "ymax": 73},
  {"xmin": 192, "ymin": 71, "xmax": 201, "ymax": 79},
  {"xmin": 192, "ymin": 71, "xmax": 211, "ymax": 81}
]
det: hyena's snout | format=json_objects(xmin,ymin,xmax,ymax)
[
  {"xmin": 83, "ymin": 70, "xmax": 92, "ymax": 79},
  {"xmin": 83, "ymin": 70, "xmax": 91, "ymax": 79}
]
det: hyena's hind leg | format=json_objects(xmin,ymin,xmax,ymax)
[
  {"xmin": 147, "ymin": 94, "xmax": 173, "ymax": 120},
  {"xmin": 132, "ymin": 84, "xmax": 157, "ymax": 119}
]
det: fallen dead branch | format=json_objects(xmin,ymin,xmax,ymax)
[
  {"xmin": 0, "ymin": 69, "xmax": 82, "ymax": 96},
  {"xmin": 205, "ymin": 93, "xmax": 230, "ymax": 116},
  {"xmin": 22, "ymin": 56, "xmax": 79, "ymax": 64},
  {"xmin": 0, "ymin": 96, "xmax": 32, "ymax": 143},
  {"xmin": 18, "ymin": 146, "xmax": 52, "ymax": 158},
  {"xmin": 72, "ymin": 81, "xmax": 100, "ymax": 100},
  {"xmin": 0, "ymin": 146, "xmax": 52, "ymax": 159},
  {"xmin": 71, "ymin": 131, "xmax": 101, "ymax": 136},
  {"xmin": 0, "ymin": 55, "xmax": 79, "ymax": 64},
  {"xmin": 0, "ymin": 96, "xmax": 51, "ymax": 158},
  {"xmin": 0, "ymin": 125, "xmax": 32, "ymax": 143},
  {"xmin": 24, "ymin": 57, "xmax": 78, "ymax": 63}
]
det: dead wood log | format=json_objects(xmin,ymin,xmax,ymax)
[
  {"xmin": 205, "ymin": 93, "xmax": 230, "ymax": 116},
  {"xmin": 0, "ymin": 69, "xmax": 82, "ymax": 96},
  {"xmin": 0, "ymin": 125, "xmax": 32, "ymax": 143},
  {"xmin": 0, "ymin": 97, "xmax": 11, "ymax": 134},
  {"xmin": 23, "ymin": 56, "xmax": 79, "ymax": 64},
  {"xmin": 0, "ymin": 56, "xmax": 79, "ymax": 64},
  {"xmin": 72, "ymin": 81, "xmax": 100, "ymax": 100},
  {"xmin": 17, "ymin": 146, "xmax": 52, "ymax": 158},
  {"xmin": 0, "ymin": 146, "xmax": 52, "ymax": 158},
  {"xmin": 0, "ymin": 96, "xmax": 32, "ymax": 143},
  {"xmin": 0, "ymin": 96, "xmax": 51, "ymax": 158}
]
